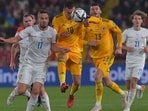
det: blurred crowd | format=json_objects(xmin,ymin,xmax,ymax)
[{"xmin": 0, "ymin": 0, "xmax": 148, "ymax": 67}]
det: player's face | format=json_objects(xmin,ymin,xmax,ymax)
[
  {"xmin": 38, "ymin": 13, "xmax": 49, "ymax": 29},
  {"xmin": 90, "ymin": 5, "xmax": 102, "ymax": 17},
  {"xmin": 132, "ymin": 15, "xmax": 143, "ymax": 28},
  {"xmin": 64, "ymin": 7, "xmax": 75, "ymax": 19},
  {"xmin": 23, "ymin": 16, "xmax": 34, "ymax": 27}
]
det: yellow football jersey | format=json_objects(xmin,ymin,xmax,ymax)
[
  {"xmin": 85, "ymin": 16, "xmax": 122, "ymax": 58},
  {"xmin": 52, "ymin": 12, "xmax": 85, "ymax": 53}
]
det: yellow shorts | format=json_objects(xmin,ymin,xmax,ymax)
[
  {"xmin": 92, "ymin": 55, "xmax": 114, "ymax": 77},
  {"xmin": 56, "ymin": 52, "xmax": 82, "ymax": 76}
]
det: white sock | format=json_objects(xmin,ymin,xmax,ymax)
[
  {"xmin": 26, "ymin": 94, "xmax": 38, "ymax": 111},
  {"xmin": 41, "ymin": 92, "xmax": 51, "ymax": 111},
  {"xmin": 23, "ymin": 89, "xmax": 30, "ymax": 98},
  {"xmin": 136, "ymin": 84, "xmax": 141, "ymax": 90},
  {"xmin": 127, "ymin": 89, "xmax": 136, "ymax": 108},
  {"xmin": 10, "ymin": 87, "xmax": 18, "ymax": 97}
]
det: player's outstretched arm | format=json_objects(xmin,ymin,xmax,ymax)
[
  {"xmin": 0, "ymin": 35, "xmax": 22, "ymax": 44},
  {"xmin": 10, "ymin": 43, "xmax": 19, "ymax": 71}
]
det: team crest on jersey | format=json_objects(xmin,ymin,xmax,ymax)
[{"xmin": 101, "ymin": 26, "xmax": 106, "ymax": 31}]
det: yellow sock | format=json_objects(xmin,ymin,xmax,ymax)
[
  {"xmin": 108, "ymin": 82, "xmax": 124, "ymax": 95},
  {"xmin": 95, "ymin": 80, "xmax": 103, "ymax": 104},
  {"xmin": 58, "ymin": 60, "xmax": 66, "ymax": 85},
  {"xmin": 69, "ymin": 83, "xmax": 80, "ymax": 95}
]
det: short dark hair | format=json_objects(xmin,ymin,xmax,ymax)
[
  {"xmin": 37, "ymin": 9, "xmax": 49, "ymax": 18},
  {"xmin": 64, "ymin": 0, "xmax": 75, "ymax": 8},
  {"xmin": 91, "ymin": 2, "xmax": 102, "ymax": 9},
  {"xmin": 38, "ymin": 9, "xmax": 49, "ymax": 15}
]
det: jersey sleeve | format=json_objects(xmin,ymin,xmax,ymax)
[
  {"xmin": 19, "ymin": 26, "xmax": 32, "ymax": 39},
  {"xmin": 122, "ymin": 29, "xmax": 128, "ymax": 43},
  {"xmin": 51, "ymin": 28, "xmax": 57, "ymax": 43},
  {"xmin": 108, "ymin": 20, "xmax": 122, "ymax": 48}
]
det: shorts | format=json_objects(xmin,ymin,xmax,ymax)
[
  {"xmin": 125, "ymin": 63, "xmax": 144, "ymax": 80},
  {"xmin": 92, "ymin": 55, "xmax": 114, "ymax": 77},
  {"xmin": 17, "ymin": 58, "xmax": 48, "ymax": 85},
  {"xmin": 57, "ymin": 52, "xmax": 82, "ymax": 75}
]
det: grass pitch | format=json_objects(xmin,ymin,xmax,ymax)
[{"xmin": 0, "ymin": 86, "xmax": 147, "ymax": 111}]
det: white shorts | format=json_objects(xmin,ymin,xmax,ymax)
[
  {"xmin": 16, "ymin": 62, "xmax": 23, "ymax": 84},
  {"xmin": 17, "ymin": 59, "xmax": 48, "ymax": 85},
  {"xmin": 125, "ymin": 63, "xmax": 144, "ymax": 80}
]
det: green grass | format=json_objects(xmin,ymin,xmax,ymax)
[{"xmin": 0, "ymin": 86, "xmax": 147, "ymax": 111}]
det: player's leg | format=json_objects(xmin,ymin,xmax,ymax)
[
  {"xmin": 7, "ymin": 66, "xmax": 30, "ymax": 105},
  {"xmin": 103, "ymin": 77, "xmax": 128, "ymax": 108},
  {"xmin": 57, "ymin": 54, "xmax": 69, "ymax": 92},
  {"xmin": 30, "ymin": 84, "xmax": 42, "ymax": 107},
  {"xmin": 26, "ymin": 82, "xmax": 42, "ymax": 111},
  {"xmin": 39, "ymin": 86, "xmax": 51, "ymax": 111},
  {"xmin": 37, "ymin": 95, "xmax": 42, "ymax": 107},
  {"xmin": 7, "ymin": 81, "xmax": 30, "ymax": 105},
  {"xmin": 136, "ymin": 84, "xmax": 146, "ymax": 99},
  {"xmin": 90, "ymin": 58, "xmax": 105, "ymax": 111},
  {"xmin": 67, "ymin": 59, "xmax": 82, "ymax": 108},
  {"xmin": 90, "ymin": 69, "xmax": 103, "ymax": 111},
  {"xmin": 26, "ymin": 62, "xmax": 46, "ymax": 111},
  {"xmin": 124, "ymin": 66, "xmax": 143, "ymax": 111}
]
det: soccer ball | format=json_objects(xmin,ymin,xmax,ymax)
[{"xmin": 72, "ymin": 8, "xmax": 87, "ymax": 22}]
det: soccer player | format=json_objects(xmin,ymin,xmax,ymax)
[
  {"xmin": 7, "ymin": 13, "xmax": 35, "ymax": 105},
  {"xmin": 122, "ymin": 10, "xmax": 148, "ymax": 111},
  {"xmin": 7, "ymin": 13, "xmax": 43, "ymax": 107},
  {"xmin": 52, "ymin": 0, "xmax": 85, "ymax": 108},
  {"xmin": 0, "ymin": 9, "xmax": 70, "ymax": 111},
  {"xmin": 84, "ymin": 3, "xmax": 128, "ymax": 111}
]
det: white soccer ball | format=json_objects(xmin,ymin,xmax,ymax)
[{"xmin": 72, "ymin": 8, "xmax": 87, "ymax": 22}]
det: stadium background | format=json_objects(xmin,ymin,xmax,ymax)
[{"xmin": 0, "ymin": 0, "xmax": 148, "ymax": 87}]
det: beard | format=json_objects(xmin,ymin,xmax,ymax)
[{"xmin": 39, "ymin": 23, "xmax": 48, "ymax": 30}]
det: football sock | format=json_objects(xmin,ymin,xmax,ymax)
[
  {"xmin": 23, "ymin": 89, "xmax": 31, "ymax": 98},
  {"xmin": 41, "ymin": 92, "xmax": 51, "ymax": 111},
  {"xmin": 136, "ymin": 84, "xmax": 141, "ymax": 90},
  {"xmin": 108, "ymin": 82, "xmax": 124, "ymax": 95},
  {"xmin": 127, "ymin": 89, "xmax": 136, "ymax": 108},
  {"xmin": 95, "ymin": 80, "xmax": 103, "ymax": 104},
  {"xmin": 69, "ymin": 83, "xmax": 80, "ymax": 95},
  {"xmin": 58, "ymin": 59, "xmax": 66, "ymax": 84},
  {"xmin": 26, "ymin": 94, "xmax": 38, "ymax": 111},
  {"xmin": 11, "ymin": 87, "xmax": 19, "ymax": 96}
]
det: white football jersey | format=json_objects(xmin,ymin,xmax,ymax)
[
  {"xmin": 122, "ymin": 27, "xmax": 148, "ymax": 64},
  {"xmin": 19, "ymin": 25, "xmax": 57, "ymax": 63},
  {"xmin": 15, "ymin": 32, "xmax": 29, "ymax": 63},
  {"xmin": 19, "ymin": 38, "xmax": 29, "ymax": 63}
]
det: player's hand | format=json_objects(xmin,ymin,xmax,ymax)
[
  {"xmin": 83, "ymin": 19, "xmax": 89, "ymax": 27},
  {"xmin": 60, "ymin": 31, "xmax": 70, "ymax": 38},
  {"xmin": 115, "ymin": 47, "xmax": 122, "ymax": 55},
  {"xmin": 10, "ymin": 62, "xmax": 16, "ymax": 71},
  {"xmin": 87, "ymin": 40, "xmax": 98, "ymax": 46}
]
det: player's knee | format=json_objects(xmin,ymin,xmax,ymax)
[{"xmin": 17, "ymin": 87, "xmax": 26, "ymax": 95}]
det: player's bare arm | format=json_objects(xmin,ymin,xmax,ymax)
[
  {"xmin": 10, "ymin": 44, "xmax": 20, "ymax": 71},
  {"xmin": 0, "ymin": 36, "xmax": 22, "ymax": 44},
  {"xmin": 122, "ymin": 43, "xmax": 134, "ymax": 52}
]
